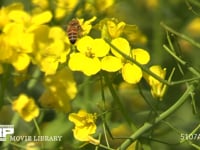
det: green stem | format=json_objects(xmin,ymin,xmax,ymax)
[
  {"xmin": 27, "ymin": 67, "xmax": 41, "ymax": 90},
  {"xmin": 186, "ymin": 0, "xmax": 200, "ymax": 8},
  {"xmin": 0, "ymin": 64, "xmax": 10, "ymax": 108},
  {"xmin": 104, "ymin": 39, "xmax": 170, "ymax": 86},
  {"xmin": 103, "ymin": 72, "xmax": 137, "ymax": 131},
  {"xmin": 99, "ymin": 73, "xmax": 111, "ymax": 148},
  {"xmin": 160, "ymin": 22, "xmax": 200, "ymax": 49},
  {"xmin": 163, "ymin": 45, "xmax": 200, "ymax": 77},
  {"xmin": 118, "ymin": 83, "xmax": 195, "ymax": 150},
  {"xmin": 33, "ymin": 119, "xmax": 41, "ymax": 136},
  {"xmin": 151, "ymin": 1, "xmax": 164, "ymax": 64},
  {"xmin": 2, "ymin": 113, "xmax": 20, "ymax": 149},
  {"xmin": 102, "ymin": 122, "xmax": 111, "ymax": 148},
  {"xmin": 170, "ymin": 77, "xmax": 200, "ymax": 85},
  {"xmin": 99, "ymin": 144, "xmax": 116, "ymax": 150},
  {"xmin": 185, "ymin": 0, "xmax": 200, "ymax": 16},
  {"xmin": 33, "ymin": 119, "xmax": 44, "ymax": 149},
  {"xmin": 190, "ymin": 142, "xmax": 200, "ymax": 149},
  {"xmin": 8, "ymin": 142, "xmax": 26, "ymax": 149},
  {"xmin": 163, "ymin": 45, "xmax": 186, "ymax": 65}
]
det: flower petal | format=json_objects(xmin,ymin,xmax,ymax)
[
  {"xmin": 132, "ymin": 48, "xmax": 150, "ymax": 64},
  {"xmin": 40, "ymin": 57, "xmax": 58, "ymax": 75},
  {"xmin": 31, "ymin": 11, "xmax": 52, "ymax": 25},
  {"xmin": 68, "ymin": 53, "xmax": 85, "ymax": 71},
  {"xmin": 77, "ymin": 36, "xmax": 94, "ymax": 53},
  {"xmin": 93, "ymin": 39, "xmax": 110, "ymax": 57},
  {"xmin": 101, "ymin": 55, "xmax": 122, "ymax": 72},
  {"xmin": 122, "ymin": 63, "xmax": 142, "ymax": 84},
  {"xmin": 8, "ymin": 10, "xmax": 30, "ymax": 23},
  {"xmin": 68, "ymin": 53, "xmax": 101, "ymax": 76},
  {"xmin": 12, "ymin": 53, "xmax": 30, "ymax": 71},
  {"xmin": 82, "ymin": 57, "xmax": 101, "ymax": 76},
  {"xmin": 68, "ymin": 110, "xmax": 98, "ymax": 144},
  {"xmin": 111, "ymin": 38, "xmax": 130, "ymax": 58}
]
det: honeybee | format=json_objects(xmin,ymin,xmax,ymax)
[{"xmin": 67, "ymin": 19, "xmax": 82, "ymax": 44}]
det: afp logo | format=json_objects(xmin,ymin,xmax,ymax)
[{"xmin": 0, "ymin": 125, "xmax": 14, "ymax": 141}]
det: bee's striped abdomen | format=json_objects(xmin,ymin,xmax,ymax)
[{"xmin": 67, "ymin": 19, "xmax": 82, "ymax": 44}]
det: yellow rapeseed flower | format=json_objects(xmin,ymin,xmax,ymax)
[
  {"xmin": 1, "ymin": 8, "xmax": 52, "ymax": 71},
  {"xmin": 8, "ymin": 10, "xmax": 52, "ymax": 32},
  {"xmin": 78, "ymin": 16, "xmax": 97, "ymax": 36},
  {"xmin": 68, "ymin": 110, "xmax": 100, "ymax": 145},
  {"xmin": 102, "ymin": 37, "xmax": 150, "ymax": 84},
  {"xmin": 0, "ymin": 2, "xmax": 23, "ymax": 29},
  {"xmin": 111, "ymin": 37, "xmax": 130, "ymax": 58},
  {"xmin": 3, "ymin": 22, "xmax": 34, "ymax": 71},
  {"xmin": 0, "ymin": 35, "xmax": 13, "ymax": 62},
  {"xmin": 146, "ymin": 0, "xmax": 158, "ymax": 9},
  {"xmin": 186, "ymin": 17, "xmax": 200, "ymax": 37},
  {"xmin": 99, "ymin": 18, "xmax": 126, "ymax": 39},
  {"xmin": 98, "ymin": 18, "xmax": 139, "ymax": 41},
  {"xmin": 68, "ymin": 36, "xmax": 110, "ymax": 76},
  {"xmin": 101, "ymin": 55, "xmax": 123, "ymax": 72},
  {"xmin": 95, "ymin": 0, "xmax": 115, "ymax": 12},
  {"xmin": 12, "ymin": 94, "xmax": 39, "ymax": 122},
  {"xmin": 122, "ymin": 48, "xmax": 150, "ymax": 83},
  {"xmin": 143, "ymin": 65, "xmax": 167, "ymax": 100},
  {"xmin": 39, "ymin": 68, "xmax": 77, "ymax": 113},
  {"xmin": 125, "ymin": 49, "xmax": 150, "ymax": 84},
  {"xmin": 31, "ymin": 0, "xmax": 49, "ymax": 10},
  {"xmin": 122, "ymin": 63, "xmax": 143, "ymax": 84},
  {"xmin": 33, "ymin": 26, "xmax": 70, "ymax": 75},
  {"xmin": 54, "ymin": 0, "xmax": 79, "ymax": 20}
]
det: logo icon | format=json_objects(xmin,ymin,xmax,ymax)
[{"xmin": 0, "ymin": 125, "xmax": 14, "ymax": 141}]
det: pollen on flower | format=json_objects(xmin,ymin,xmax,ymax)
[
  {"xmin": 68, "ymin": 36, "xmax": 110, "ymax": 76},
  {"xmin": 85, "ymin": 48, "xmax": 95, "ymax": 58}
]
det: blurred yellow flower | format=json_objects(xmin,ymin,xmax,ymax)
[
  {"xmin": 98, "ymin": 18, "xmax": 139, "ymax": 41},
  {"xmin": 106, "ymin": 20, "xmax": 125, "ymax": 39},
  {"xmin": 143, "ymin": 65, "xmax": 167, "ymax": 100},
  {"xmin": 33, "ymin": 26, "xmax": 70, "ymax": 75},
  {"xmin": 99, "ymin": 18, "xmax": 126, "ymax": 39},
  {"xmin": 186, "ymin": 17, "xmax": 200, "ymax": 37},
  {"xmin": 31, "ymin": 0, "xmax": 49, "ymax": 10},
  {"xmin": 1, "ymin": 8, "xmax": 52, "ymax": 71},
  {"xmin": 39, "ymin": 68, "xmax": 77, "ymax": 113},
  {"xmin": 7, "ymin": 10, "xmax": 52, "ymax": 32},
  {"xmin": 0, "ymin": 2, "xmax": 23, "ymax": 29},
  {"xmin": 68, "ymin": 36, "xmax": 110, "ymax": 76},
  {"xmin": 54, "ymin": 0, "xmax": 79, "ymax": 20},
  {"xmin": 68, "ymin": 110, "xmax": 99, "ymax": 145},
  {"xmin": 95, "ymin": 0, "xmax": 115, "ymax": 12},
  {"xmin": 12, "ymin": 94, "xmax": 39, "ymax": 122},
  {"xmin": 146, "ymin": 0, "xmax": 158, "ymax": 9},
  {"xmin": 0, "ymin": 35, "xmax": 13, "ymax": 62},
  {"xmin": 3, "ymin": 22, "xmax": 34, "ymax": 71},
  {"xmin": 26, "ymin": 142, "xmax": 40, "ymax": 150},
  {"xmin": 78, "ymin": 16, "xmax": 97, "ymax": 36}
]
